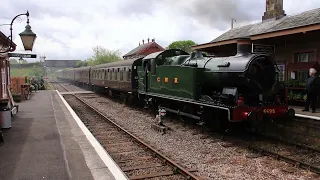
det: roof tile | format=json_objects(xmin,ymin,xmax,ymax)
[{"xmin": 212, "ymin": 8, "xmax": 320, "ymax": 43}]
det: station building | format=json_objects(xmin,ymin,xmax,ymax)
[
  {"xmin": 192, "ymin": 1, "xmax": 320, "ymax": 106},
  {"xmin": 123, "ymin": 38, "xmax": 165, "ymax": 60},
  {"xmin": 0, "ymin": 31, "xmax": 16, "ymax": 104}
]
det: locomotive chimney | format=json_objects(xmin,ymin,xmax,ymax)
[{"xmin": 236, "ymin": 38, "xmax": 251, "ymax": 55}]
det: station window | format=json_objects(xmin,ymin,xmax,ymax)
[
  {"xmin": 295, "ymin": 52, "xmax": 314, "ymax": 63},
  {"xmin": 296, "ymin": 70, "xmax": 309, "ymax": 81}
]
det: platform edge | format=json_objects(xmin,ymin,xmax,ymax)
[
  {"xmin": 56, "ymin": 90, "xmax": 129, "ymax": 180},
  {"xmin": 295, "ymin": 113, "xmax": 320, "ymax": 120}
]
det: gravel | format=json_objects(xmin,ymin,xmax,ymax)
[{"xmin": 63, "ymin": 83, "xmax": 320, "ymax": 180}]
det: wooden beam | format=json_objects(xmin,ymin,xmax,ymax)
[
  {"xmin": 191, "ymin": 39, "xmax": 237, "ymax": 50},
  {"xmin": 251, "ymin": 24, "xmax": 320, "ymax": 40},
  {"xmin": 192, "ymin": 24, "xmax": 320, "ymax": 51}
]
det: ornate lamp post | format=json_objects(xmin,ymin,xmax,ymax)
[{"xmin": 0, "ymin": 11, "xmax": 37, "ymax": 54}]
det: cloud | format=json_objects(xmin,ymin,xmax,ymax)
[{"xmin": 0, "ymin": 0, "xmax": 319, "ymax": 62}]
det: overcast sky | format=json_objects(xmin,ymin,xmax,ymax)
[{"xmin": 0, "ymin": 0, "xmax": 319, "ymax": 62}]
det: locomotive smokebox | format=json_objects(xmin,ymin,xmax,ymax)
[{"xmin": 236, "ymin": 38, "xmax": 252, "ymax": 55}]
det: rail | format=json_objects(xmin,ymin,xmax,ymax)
[{"xmin": 69, "ymin": 94, "xmax": 202, "ymax": 180}]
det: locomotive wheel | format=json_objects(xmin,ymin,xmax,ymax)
[
  {"xmin": 109, "ymin": 90, "xmax": 113, "ymax": 97},
  {"xmin": 203, "ymin": 109, "xmax": 227, "ymax": 133},
  {"xmin": 179, "ymin": 104, "xmax": 196, "ymax": 125}
]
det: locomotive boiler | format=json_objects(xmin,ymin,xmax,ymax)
[{"xmin": 182, "ymin": 39, "xmax": 279, "ymax": 107}]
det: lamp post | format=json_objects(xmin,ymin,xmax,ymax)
[{"xmin": 0, "ymin": 11, "xmax": 37, "ymax": 54}]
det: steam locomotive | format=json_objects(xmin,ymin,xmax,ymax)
[{"xmin": 57, "ymin": 38, "xmax": 295, "ymax": 130}]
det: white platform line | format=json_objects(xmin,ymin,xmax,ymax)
[
  {"xmin": 295, "ymin": 113, "xmax": 320, "ymax": 120},
  {"xmin": 56, "ymin": 90, "xmax": 129, "ymax": 180}
]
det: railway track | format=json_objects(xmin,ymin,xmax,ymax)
[
  {"xmin": 63, "ymin": 94, "xmax": 202, "ymax": 180},
  {"xmin": 240, "ymin": 132, "xmax": 320, "ymax": 174},
  {"xmin": 57, "ymin": 81, "xmax": 320, "ymax": 177},
  {"xmin": 51, "ymin": 81, "xmax": 69, "ymax": 92}
]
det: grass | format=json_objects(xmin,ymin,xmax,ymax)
[{"xmin": 10, "ymin": 67, "xmax": 44, "ymax": 77}]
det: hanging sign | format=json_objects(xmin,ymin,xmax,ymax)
[{"xmin": 8, "ymin": 53, "xmax": 37, "ymax": 58}]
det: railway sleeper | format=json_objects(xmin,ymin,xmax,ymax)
[{"xmin": 129, "ymin": 171, "xmax": 175, "ymax": 180}]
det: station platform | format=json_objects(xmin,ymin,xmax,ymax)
[
  {"xmin": 0, "ymin": 90, "xmax": 128, "ymax": 180},
  {"xmin": 290, "ymin": 105, "xmax": 320, "ymax": 120}
]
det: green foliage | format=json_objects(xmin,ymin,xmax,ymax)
[
  {"xmin": 76, "ymin": 60, "xmax": 88, "ymax": 67},
  {"xmin": 10, "ymin": 61, "xmax": 45, "ymax": 78},
  {"xmin": 75, "ymin": 46, "xmax": 122, "ymax": 67},
  {"xmin": 87, "ymin": 45, "xmax": 122, "ymax": 66},
  {"xmin": 285, "ymin": 79, "xmax": 306, "ymax": 87},
  {"xmin": 167, "ymin": 40, "xmax": 197, "ymax": 53},
  {"xmin": 10, "ymin": 59, "xmax": 18, "ymax": 64}
]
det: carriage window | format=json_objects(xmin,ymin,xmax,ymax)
[
  {"xmin": 128, "ymin": 68, "xmax": 131, "ymax": 81},
  {"xmin": 120, "ymin": 68, "xmax": 123, "ymax": 81}
]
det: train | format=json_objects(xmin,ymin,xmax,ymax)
[{"xmin": 57, "ymin": 41, "xmax": 295, "ymax": 131}]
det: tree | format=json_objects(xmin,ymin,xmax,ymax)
[
  {"xmin": 167, "ymin": 40, "xmax": 197, "ymax": 53},
  {"xmin": 76, "ymin": 60, "xmax": 88, "ymax": 67},
  {"xmin": 9, "ymin": 58, "xmax": 27, "ymax": 64},
  {"xmin": 10, "ymin": 59, "xmax": 18, "ymax": 64},
  {"xmin": 86, "ymin": 45, "xmax": 122, "ymax": 66}
]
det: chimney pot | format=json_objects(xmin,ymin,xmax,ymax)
[
  {"xmin": 262, "ymin": 0, "xmax": 286, "ymax": 21},
  {"xmin": 152, "ymin": 38, "xmax": 155, "ymax": 42},
  {"xmin": 142, "ymin": 39, "xmax": 144, "ymax": 44},
  {"xmin": 236, "ymin": 38, "xmax": 251, "ymax": 55},
  {"xmin": 147, "ymin": 38, "xmax": 150, "ymax": 43}
]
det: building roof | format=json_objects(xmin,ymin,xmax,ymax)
[
  {"xmin": 212, "ymin": 8, "xmax": 320, "ymax": 43},
  {"xmin": 123, "ymin": 41, "xmax": 164, "ymax": 57},
  {"xmin": 0, "ymin": 30, "xmax": 17, "ymax": 47}
]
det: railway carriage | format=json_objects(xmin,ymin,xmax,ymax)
[
  {"xmin": 90, "ymin": 57, "xmax": 142, "ymax": 96},
  {"xmin": 74, "ymin": 66, "xmax": 91, "ymax": 87},
  {"xmin": 62, "ymin": 68, "xmax": 75, "ymax": 83}
]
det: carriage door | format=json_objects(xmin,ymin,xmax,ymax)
[
  {"xmin": 137, "ymin": 59, "xmax": 150, "ymax": 92},
  {"xmin": 144, "ymin": 60, "xmax": 151, "ymax": 92}
]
